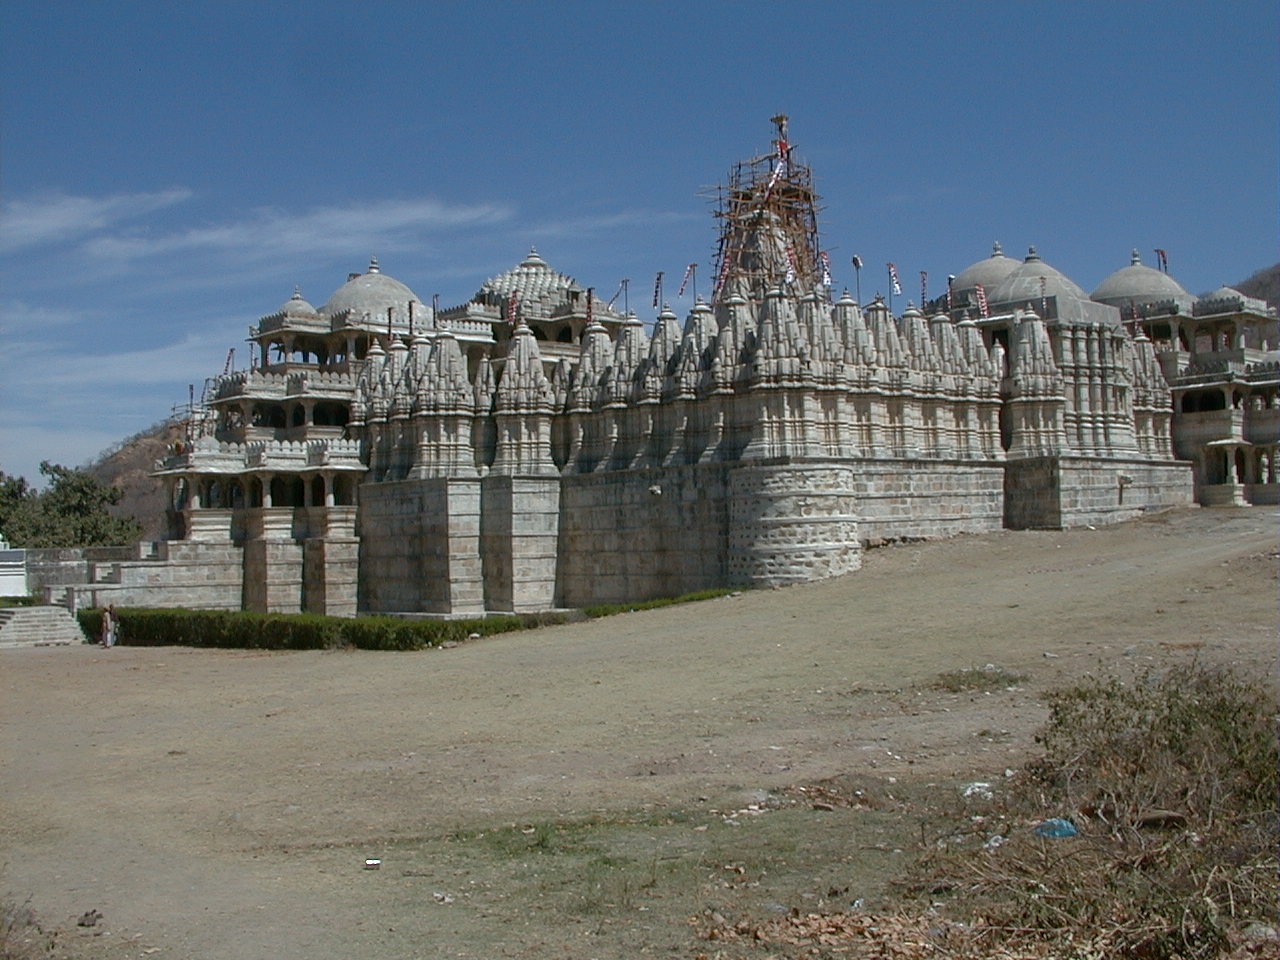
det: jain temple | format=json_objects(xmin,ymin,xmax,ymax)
[{"xmin": 43, "ymin": 120, "xmax": 1280, "ymax": 617}]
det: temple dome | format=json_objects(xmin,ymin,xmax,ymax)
[
  {"xmin": 950, "ymin": 241, "xmax": 1020, "ymax": 296},
  {"xmin": 1195, "ymin": 285, "xmax": 1272, "ymax": 317},
  {"xmin": 989, "ymin": 246, "xmax": 1120, "ymax": 327},
  {"xmin": 476, "ymin": 247, "xmax": 584, "ymax": 305},
  {"xmin": 280, "ymin": 287, "xmax": 318, "ymax": 317},
  {"xmin": 321, "ymin": 257, "xmax": 422, "ymax": 320},
  {"xmin": 1091, "ymin": 251, "xmax": 1195, "ymax": 311}
]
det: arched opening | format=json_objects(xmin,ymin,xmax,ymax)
[
  {"xmin": 556, "ymin": 326, "xmax": 573, "ymax": 343},
  {"xmin": 252, "ymin": 404, "xmax": 287, "ymax": 428},
  {"xmin": 310, "ymin": 476, "xmax": 325, "ymax": 506},
  {"xmin": 1234, "ymin": 448, "xmax": 1247, "ymax": 484},
  {"xmin": 313, "ymin": 401, "xmax": 349, "ymax": 426},
  {"xmin": 332, "ymin": 475, "xmax": 354, "ymax": 506},
  {"xmin": 291, "ymin": 405, "xmax": 306, "ymax": 427},
  {"xmin": 248, "ymin": 478, "xmax": 263, "ymax": 508},
  {"xmin": 1181, "ymin": 390, "xmax": 1225, "ymax": 413},
  {"xmin": 270, "ymin": 475, "xmax": 305, "ymax": 507}
]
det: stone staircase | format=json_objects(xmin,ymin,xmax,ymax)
[{"xmin": 0, "ymin": 606, "xmax": 88, "ymax": 647}]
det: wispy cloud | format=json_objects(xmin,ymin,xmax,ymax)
[
  {"xmin": 8, "ymin": 324, "xmax": 242, "ymax": 390},
  {"xmin": 0, "ymin": 300, "xmax": 93, "ymax": 338},
  {"xmin": 82, "ymin": 197, "xmax": 514, "ymax": 265},
  {"xmin": 0, "ymin": 188, "xmax": 193, "ymax": 254}
]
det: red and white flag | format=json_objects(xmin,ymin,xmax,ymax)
[
  {"xmin": 975, "ymin": 283, "xmax": 989, "ymax": 318},
  {"xmin": 714, "ymin": 255, "xmax": 732, "ymax": 299},
  {"xmin": 851, "ymin": 254, "xmax": 863, "ymax": 271},
  {"xmin": 507, "ymin": 289, "xmax": 520, "ymax": 324},
  {"xmin": 887, "ymin": 263, "xmax": 902, "ymax": 296},
  {"xmin": 785, "ymin": 246, "xmax": 798, "ymax": 284},
  {"xmin": 586, "ymin": 287, "xmax": 594, "ymax": 324},
  {"xmin": 652, "ymin": 271, "xmax": 664, "ymax": 309},
  {"xmin": 677, "ymin": 262, "xmax": 696, "ymax": 297},
  {"xmin": 1154, "ymin": 248, "xmax": 1169, "ymax": 272},
  {"xmin": 820, "ymin": 251, "xmax": 833, "ymax": 286},
  {"xmin": 920, "ymin": 270, "xmax": 928, "ymax": 307}
]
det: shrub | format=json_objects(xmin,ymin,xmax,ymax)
[
  {"xmin": 72, "ymin": 588, "xmax": 728, "ymax": 652},
  {"xmin": 909, "ymin": 664, "xmax": 1279, "ymax": 959}
]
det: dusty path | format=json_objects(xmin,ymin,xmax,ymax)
[{"xmin": 1, "ymin": 507, "xmax": 1275, "ymax": 959}]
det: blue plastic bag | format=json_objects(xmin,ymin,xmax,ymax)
[{"xmin": 1034, "ymin": 818, "xmax": 1078, "ymax": 838}]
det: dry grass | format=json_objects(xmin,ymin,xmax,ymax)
[
  {"xmin": 692, "ymin": 664, "xmax": 1279, "ymax": 960},
  {"xmin": 907, "ymin": 664, "xmax": 1279, "ymax": 959},
  {"xmin": 0, "ymin": 896, "xmax": 52, "ymax": 960}
]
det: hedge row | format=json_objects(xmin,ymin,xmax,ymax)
[
  {"xmin": 74, "ymin": 588, "xmax": 737, "ymax": 652},
  {"xmin": 75, "ymin": 607, "xmax": 573, "ymax": 651},
  {"xmin": 580, "ymin": 587, "xmax": 737, "ymax": 620}
]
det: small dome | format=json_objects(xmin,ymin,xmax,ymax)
[
  {"xmin": 1091, "ymin": 251, "xmax": 1195, "ymax": 311},
  {"xmin": 1194, "ymin": 285, "xmax": 1272, "ymax": 317},
  {"xmin": 280, "ymin": 287, "xmax": 317, "ymax": 317},
  {"xmin": 321, "ymin": 256, "xmax": 422, "ymax": 321},
  {"xmin": 950, "ymin": 241, "xmax": 1020, "ymax": 296}
]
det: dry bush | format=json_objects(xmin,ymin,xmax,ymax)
[
  {"xmin": 909, "ymin": 664, "xmax": 1279, "ymax": 959},
  {"xmin": 0, "ymin": 897, "xmax": 53, "ymax": 960}
]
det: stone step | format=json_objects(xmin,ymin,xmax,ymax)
[{"xmin": 0, "ymin": 606, "xmax": 89, "ymax": 647}]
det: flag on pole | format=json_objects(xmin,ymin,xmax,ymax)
[
  {"xmin": 507, "ymin": 289, "xmax": 520, "ymax": 325},
  {"xmin": 887, "ymin": 263, "xmax": 902, "ymax": 296},
  {"xmin": 1154, "ymin": 248, "xmax": 1168, "ymax": 273},
  {"xmin": 820, "ymin": 251, "xmax": 833, "ymax": 286},
  {"xmin": 975, "ymin": 283, "xmax": 989, "ymax": 318},
  {"xmin": 784, "ymin": 246, "xmax": 798, "ymax": 284},
  {"xmin": 652, "ymin": 271, "xmax": 664, "ymax": 309},
  {"xmin": 677, "ymin": 262, "xmax": 696, "ymax": 297},
  {"xmin": 851, "ymin": 254, "xmax": 863, "ymax": 271},
  {"xmin": 946, "ymin": 274, "xmax": 955, "ymax": 311},
  {"xmin": 586, "ymin": 287, "xmax": 594, "ymax": 324},
  {"xmin": 714, "ymin": 253, "xmax": 733, "ymax": 300},
  {"xmin": 1039, "ymin": 276, "xmax": 1048, "ymax": 317},
  {"xmin": 920, "ymin": 270, "xmax": 928, "ymax": 308},
  {"xmin": 606, "ymin": 279, "xmax": 625, "ymax": 309}
]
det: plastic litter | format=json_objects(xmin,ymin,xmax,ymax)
[{"xmin": 1034, "ymin": 818, "xmax": 1078, "ymax": 838}]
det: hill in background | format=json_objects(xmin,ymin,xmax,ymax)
[
  {"xmin": 86, "ymin": 420, "xmax": 183, "ymax": 541},
  {"xmin": 1232, "ymin": 262, "xmax": 1280, "ymax": 311}
]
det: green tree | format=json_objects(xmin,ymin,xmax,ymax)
[{"xmin": 0, "ymin": 463, "xmax": 141, "ymax": 548}]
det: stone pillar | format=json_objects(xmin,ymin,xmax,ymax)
[
  {"xmin": 302, "ymin": 506, "xmax": 359, "ymax": 617},
  {"xmin": 242, "ymin": 507, "xmax": 303, "ymax": 613},
  {"xmin": 481, "ymin": 475, "xmax": 561, "ymax": 612}
]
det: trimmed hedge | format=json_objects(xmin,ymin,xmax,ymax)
[
  {"xmin": 580, "ymin": 587, "xmax": 737, "ymax": 619},
  {"xmin": 74, "ymin": 589, "xmax": 737, "ymax": 652},
  {"xmin": 75, "ymin": 607, "xmax": 571, "ymax": 651}
]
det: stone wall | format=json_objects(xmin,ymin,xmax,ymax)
[
  {"xmin": 843, "ymin": 459, "xmax": 1006, "ymax": 543},
  {"xmin": 50, "ymin": 540, "xmax": 245, "ymax": 612},
  {"xmin": 1004, "ymin": 457, "xmax": 1194, "ymax": 529},
  {"xmin": 556, "ymin": 464, "xmax": 732, "ymax": 607}
]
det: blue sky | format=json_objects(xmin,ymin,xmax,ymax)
[{"xmin": 1, "ymin": 0, "xmax": 1276, "ymax": 485}]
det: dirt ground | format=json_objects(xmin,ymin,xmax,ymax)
[{"xmin": 1, "ymin": 506, "xmax": 1275, "ymax": 960}]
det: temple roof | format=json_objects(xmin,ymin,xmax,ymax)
[
  {"xmin": 476, "ymin": 248, "xmax": 584, "ymax": 306},
  {"xmin": 1091, "ymin": 251, "xmax": 1196, "ymax": 312},
  {"xmin": 950, "ymin": 241, "xmax": 1021, "ymax": 296},
  {"xmin": 320, "ymin": 257, "xmax": 422, "ymax": 321}
]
